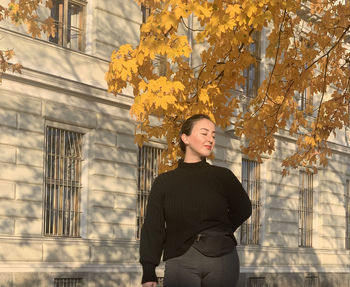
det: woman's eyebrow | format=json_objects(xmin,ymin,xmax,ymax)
[{"xmin": 200, "ymin": 128, "xmax": 215, "ymax": 133}]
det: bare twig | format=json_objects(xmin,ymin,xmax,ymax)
[{"xmin": 180, "ymin": 17, "xmax": 204, "ymax": 32}]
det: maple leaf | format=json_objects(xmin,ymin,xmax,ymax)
[
  {"xmin": 106, "ymin": 0, "xmax": 350, "ymax": 174},
  {"xmin": 42, "ymin": 16, "xmax": 56, "ymax": 38}
]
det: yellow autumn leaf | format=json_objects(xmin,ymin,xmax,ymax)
[
  {"xmin": 226, "ymin": 4, "xmax": 241, "ymax": 17},
  {"xmin": 246, "ymin": 4, "xmax": 258, "ymax": 18},
  {"xmin": 104, "ymin": 0, "xmax": 350, "ymax": 174},
  {"xmin": 161, "ymin": 13, "xmax": 178, "ymax": 31}
]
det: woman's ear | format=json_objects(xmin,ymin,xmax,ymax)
[{"xmin": 181, "ymin": 133, "xmax": 188, "ymax": 145}]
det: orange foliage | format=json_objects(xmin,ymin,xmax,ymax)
[{"xmin": 106, "ymin": 0, "xmax": 350, "ymax": 174}]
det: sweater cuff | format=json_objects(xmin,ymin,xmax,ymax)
[{"xmin": 141, "ymin": 263, "xmax": 158, "ymax": 284}]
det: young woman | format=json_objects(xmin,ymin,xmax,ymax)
[{"xmin": 140, "ymin": 114, "xmax": 252, "ymax": 287}]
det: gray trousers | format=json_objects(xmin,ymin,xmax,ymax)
[{"xmin": 164, "ymin": 246, "xmax": 240, "ymax": 287}]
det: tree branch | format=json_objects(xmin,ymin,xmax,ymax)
[
  {"xmin": 306, "ymin": 24, "xmax": 350, "ymax": 72},
  {"xmin": 180, "ymin": 17, "xmax": 204, "ymax": 32},
  {"xmin": 312, "ymin": 54, "xmax": 329, "ymax": 144}
]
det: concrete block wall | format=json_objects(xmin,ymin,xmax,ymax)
[
  {"xmin": 90, "ymin": 114, "xmax": 138, "ymax": 241},
  {"xmin": 0, "ymin": 70, "xmax": 143, "ymax": 286},
  {"xmin": 0, "ymin": 0, "xmax": 350, "ymax": 286},
  {"xmin": 94, "ymin": 0, "xmax": 141, "ymax": 60},
  {"xmin": 244, "ymin": 135, "xmax": 350, "ymax": 277},
  {"xmin": 210, "ymin": 127, "xmax": 350, "ymax": 280},
  {"xmin": 0, "ymin": 92, "xmax": 44, "ymax": 239},
  {"xmin": 1, "ymin": 77, "xmax": 350, "ymax": 287},
  {"xmin": 0, "ymin": 0, "xmax": 141, "ymax": 62}
]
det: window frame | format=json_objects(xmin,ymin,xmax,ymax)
[
  {"xmin": 346, "ymin": 180, "xmax": 350, "ymax": 249},
  {"xmin": 141, "ymin": 4, "xmax": 151, "ymax": 23},
  {"xmin": 347, "ymin": 86, "xmax": 350, "ymax": 127},
  {"xmin": 304, "ymin": 275, "xmax": 319, "ymax": 287},
  {"xmin": 248, "ymin": 277, "xmax": 268, "ymax": 287},
  {"xmin": 298, "ymin": 86, "xmax": 312, "ymax": 112},
  {"xmin": 54, "ymin": 278, "xmax": 83, "ymax": 287},
  {"xmin": 243, "ymin": 31, "xmax": 261, "ymax": 99},
  {"xmin": 50, "ymin": 0, "xmax": 87, "ymax": 51},
  {"xmin": 298, "ymin": 171, "xmax": 314, "ymax": 247},
  {"xmin": 240, "ymin": 158, "xmax": 261, "ymax": 245},
  {"xmin": 136, "ymin": 145, "xmax": 163, "ymax": 239},
  {"xmin": 43, "ymin": 125, "xmax": 85, "ymax": 238},
  {"xmin": 348, "ymin": 101, "xmax": 350, "ymax": 127}
]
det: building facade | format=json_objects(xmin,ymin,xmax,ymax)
[{"xmin": 0, "ymin": 1, "xmax": 349, "ymax": 286}]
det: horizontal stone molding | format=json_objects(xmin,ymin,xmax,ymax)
[
  {"xmin": 0, "ymin": 89, "xmax": 42, "ymax": 115},
  {"xmin": 0, "ymin": 262, "xmax": 142, "ymax": 273},
  {"xmin": 43, "ymin": 101, "xmax": 97, "ymax": 129}
]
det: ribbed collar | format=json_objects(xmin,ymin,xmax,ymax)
[{"xmin": 177, "ymin": 158, "xmax": 208, "ymax": 171}]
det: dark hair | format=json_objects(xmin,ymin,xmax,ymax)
[{"xmin": 179, "ymin": 114, "xmax": 213, "ymax": 153}]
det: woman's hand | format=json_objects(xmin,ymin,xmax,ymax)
[{"xmin": 142, "ymin": 282, "xmax": 157, "ymax": 287}]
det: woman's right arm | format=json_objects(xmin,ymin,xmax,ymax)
[
  {"xmin": 224, "ymin": 169, "xmax": 252, "ymax": 232},
  {"xmin": 139, "ymin": 176, "xmax": 166, "ymax": 284}
]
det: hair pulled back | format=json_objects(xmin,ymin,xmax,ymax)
[{"xmin": 179, "ymin": 114, "xmax": 213, "ymax": 153}]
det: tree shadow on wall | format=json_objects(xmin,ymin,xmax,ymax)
[{"xmin": 232, "ymin": 137, "xmax": 350, "ymax": 287}]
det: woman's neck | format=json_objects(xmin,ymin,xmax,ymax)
[
  {"xmin": 178, "ymin": 158, "xmax": 207, "ymax": 170},
  {"xmin": 183, "ymin": 154, "xmax": 204, "ymax": 163}
]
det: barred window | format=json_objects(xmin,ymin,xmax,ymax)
[
  {"xmin": 304, "ymin": 275, "xmax": 319, "ymax": 287},
  {"xmin": 137, "ymin": 146, "xmax": 163, "ymax": 239},
  {"xmin": 299, "ymin": 171, "xmax": 313, "ymax": 247},
  {"xmin": 49, "ymin": 0, "xmax": 86, "ymax": 51},
  {"xmin": 346, "ymin": 180, "xmax": 350, "ymax": 249},
  {"xmin": 249, "ymin": 277, "xmax": 267, "ymax": 287},
  {"xmin": 241, "ymin": 159, "xmax": 261, "ymax": 245},
  {"xmin": 44, "ymin": 127, "xmax": 83, "ymax": 237},
  {"xmin": 54, "ymin": 278, "xmax": 82, "ymax": 287}
]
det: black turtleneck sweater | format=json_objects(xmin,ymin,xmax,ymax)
[{"xmin": 139, "ymin": 159, "xmax": 252, "ymax": 283}]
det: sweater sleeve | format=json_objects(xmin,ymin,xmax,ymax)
[
  {"xmin": 223, "ymin": 169, "xmax": 252, "ymax": 232},
  {"xmin": 139, "ymin": 175, "xmax": 166, "ymax": 284}
]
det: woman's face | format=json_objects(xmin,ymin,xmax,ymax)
[{"xmin": 181, "ymin": 118, "xmax": 216, "ymax": 161}]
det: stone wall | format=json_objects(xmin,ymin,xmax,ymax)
[{"xmin": 0, "ymin": 0, "xmax": 350, "ymax": 286}]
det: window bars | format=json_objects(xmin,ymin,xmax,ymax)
[
  {"xmin": 137, "ymin": 146, "xmax": 163, "ymax": 239},
  {"xmin": 54, "ymin": 278, "xmax": 82, "ymax": 287},
  {"xmin": 249, "ymin": 277, "xmax": 267, "ymax": 287},
  {"xmin": 299, "ymin": 171, "xmax": 313, "ymax": 247},
  {"xmin": 44, "ymin": 127, "xmax": 83, "ymax": 237},
  {"xmin": 241, "ymin": 159, "xmax": 261, "ymax": 245},
  {"xmin": 304, "ymin": 275, "xmax": 319, "ymax": 287},
  {"xmin": 346, "ymin": 180, "xmax": 350, "ymax": 249}
]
